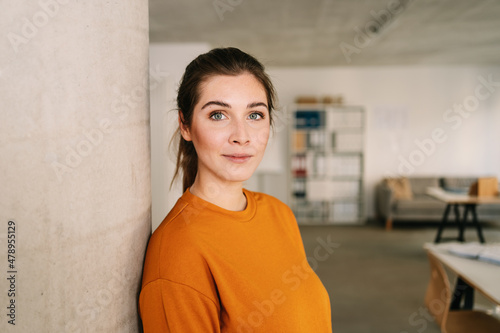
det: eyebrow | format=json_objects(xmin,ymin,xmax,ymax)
[
  {"xmin": 201, "ymin": 100, "xmax": 230, "ymax": 110},
  {"xmin": 201, "ymin": 100, "xmax": 269, "ymax": 110},
  {"xmin": 247, "ymin": 102, "xmax": 268, "ymax": 109}
]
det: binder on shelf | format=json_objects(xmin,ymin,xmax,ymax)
[
  {"xmin": 292, "ymin": 131, "xmax": 307, "ymax": 151},
  {"xmin": 292, "ymin": 178, "xmax": 306, "ymax": 198},
  {"xmin": 307, "ymin": 130, "xmax": 326, "ymax": 149},
  {"xmin": 291, "ymin": 154, "xmax": 307, "ymax": 177},
  {"xmin": 295, "ymin": 110, "xmax": 325, "ymax": 129}
]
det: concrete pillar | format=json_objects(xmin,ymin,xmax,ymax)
[{"xmin": 0, "ymin": 1, "xmax": 150, "ymax": 332}]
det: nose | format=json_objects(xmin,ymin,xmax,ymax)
[{"xmin": 229, "ymin": 119, "xmax": 250, "ymax": 145}]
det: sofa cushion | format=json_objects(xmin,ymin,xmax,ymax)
[
  {"xmin": 384, "ymin": 177, "xmax": 413, "ymax": 200},
  {"xmin": 408, "ymin": 177, "xmax": 440, "ymax": 196},
  {"xmin": 441, "ymin": 177, "xmax": 477, "ymax": 193},
  {"xmin": 394, "ymin": 196, "xmax": 446, "ymax": 215}
]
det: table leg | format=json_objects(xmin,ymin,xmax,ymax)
[
  {"xmin": 453, "ymin": 204, "xmax": 463, "ymax": 242},
  {"xmin": 470, "ymin": 204, "xmax": 486, "ymax": 243},
  {"xmin": 435, "ymin": 204, "xmax": 451, "ymax": 243},
  {"xmin": 460, "ymin": 205, "xmax": 469, "ymax": 242},
  {"xmin": 450, "ymin": 277, "xmax": 474, "ymax": 310}
]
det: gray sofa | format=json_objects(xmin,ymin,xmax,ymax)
[{"xmin": 375, "ymin": 176, "xmax": 500, "ymax": 230}]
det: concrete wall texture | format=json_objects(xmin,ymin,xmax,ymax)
[{"xmin": 1, "ymin": 1, "xmax": 151, "ymax": 332}]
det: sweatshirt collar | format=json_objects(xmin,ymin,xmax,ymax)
[{"xmin": 182, "ymin": 187, "xmax": 257, "ymax": 222}]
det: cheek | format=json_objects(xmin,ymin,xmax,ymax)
[
  {"xmin": 254, "ymin": 126, "xmax": 270, "ymax": 149},
  {"xmin": 192, "ymin": 127, "xmax": 225, "ymax": 154}
]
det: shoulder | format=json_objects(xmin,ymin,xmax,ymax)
[
  {"xmin": 247, "ymin": 189, "xmax": 305, "ymax": 251},
  {"xmin": 150, "ymin": 195, "xmax": 209, "ymax": 252},
  {"xmin": 153, "ymin": 192, "xmax": 213, "ymax": 240},
  {"xmin": 246, "ymin": 190, "xmax": 297, "ymax": 228},
  {"xmin": 247, "ymin": 189, "xmax": 293, "ymax": 214},
  {"xmin": 142, "ymin": 198, "xmax": 210, "ymax": 284}
]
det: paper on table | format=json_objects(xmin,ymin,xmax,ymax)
[
  {"xmin": 447, "ymin": 242, "xmax": 484, "ymax": 259},
  {"xmin": 446, "ymin": 242, "xmax": 500, "ymax": 265},
  {"xmin": 479, "ymin": 246, "xmax": 500, "ymax": 265}
]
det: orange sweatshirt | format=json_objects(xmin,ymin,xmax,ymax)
[{"xmin": 139, "ymin": 188, "xmax": 332, "ymax": 332}]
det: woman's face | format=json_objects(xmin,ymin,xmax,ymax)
[{"xmin": 180, "ymin": 73, "xmax": 270, "ymax": 189}]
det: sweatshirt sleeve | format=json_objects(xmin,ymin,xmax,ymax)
[{"xmin": 139, "ymin": 278, "xmax": 221, "ymax": 333}]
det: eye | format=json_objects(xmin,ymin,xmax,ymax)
[
  {"xmin": 210, "ymin": 112, "xmax": 226, "ymax": 121},
  {"xmin": 249, "ymin": 112, "xmax": 264, "ymax": 120}
]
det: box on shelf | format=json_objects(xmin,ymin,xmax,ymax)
[{"xmin": 294, "ymin": 110, "xmax": 325, "ymax": 129}]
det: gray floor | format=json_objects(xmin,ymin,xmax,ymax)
[{"xmin": 299, "ymin": 221, "xmax": 500, "ymax": 333}]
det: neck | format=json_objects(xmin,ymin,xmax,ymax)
[{"xmin": 189, "ymin": 177, "xmax": 247, "ymax": 211}]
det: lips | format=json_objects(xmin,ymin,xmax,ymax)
[{"xmin": 222, "ymin": 154, "xmax": 253, "ymax": 163}]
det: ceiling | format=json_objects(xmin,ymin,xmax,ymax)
[{"xmin": 149, "ymin": 0, "xmax": 500, "ymax": 67}]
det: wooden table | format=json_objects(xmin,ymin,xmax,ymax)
[
  {"xmin": 426, "ymin": 187, "xmax": 500, "ymax": 243},
  {"xmin": 424, "ymin": 242, "xmax": 500, "ymax": 309}
]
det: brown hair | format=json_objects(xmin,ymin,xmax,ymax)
[{"xmin": 172, "ymin": 47, "xmax": 277, "ymax": 192}]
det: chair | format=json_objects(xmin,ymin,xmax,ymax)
[{"xmin": 425, "ymin": 252, "xmax": 500, "ymax": 333}]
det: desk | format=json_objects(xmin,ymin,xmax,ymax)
[
  {"xmin": 424, "ymin": 243, "xmax": 500, "ymax": 309},
  {"xmin": 426, "ymin": 187, "xmax": 500, "ymax": 243}
]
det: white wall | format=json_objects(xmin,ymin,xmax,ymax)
[
  {"xmin": 266, "ymin": 66, "xmax": 500, "ymax": 219},
  {"xmin": 149, "ymin": 43, "xmax": 210, "ymax": 230}
]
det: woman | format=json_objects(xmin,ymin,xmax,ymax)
[{"xmin": 139, "ymin": 47, "xmax": 332, "ymax": 332}]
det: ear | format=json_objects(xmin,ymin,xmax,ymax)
[{"xmin": 179, "ymin": 111, "xmax": 192, "ymax": 141}]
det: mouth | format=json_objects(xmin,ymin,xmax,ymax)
[{"xmin": 222, "ymin": 154, "xmax": 253, "ymax": 163}]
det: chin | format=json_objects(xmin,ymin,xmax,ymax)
[
  {"xmin": 221, "ymin": 162, "xmax": 260, "ymax": 179},
  {"xmin": 218, "ymin": 169, "xmax": 257, "ymax": 184},
  {"xmin": 227, "ymin": 173, "xmax": 255, "ymax": 184}
]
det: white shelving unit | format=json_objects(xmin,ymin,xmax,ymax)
[{"xmin": 288, "ymin": 104, "xmax": 365, "ymax": 225}]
